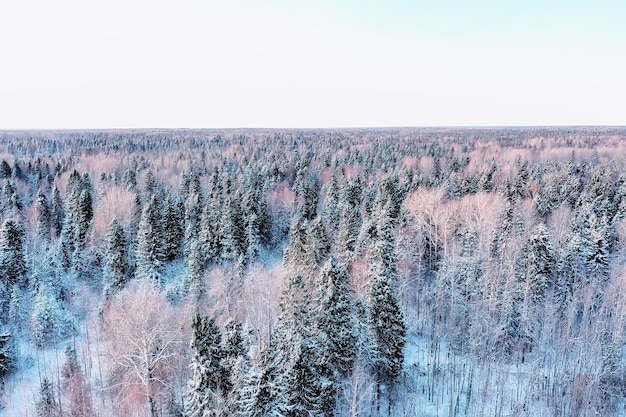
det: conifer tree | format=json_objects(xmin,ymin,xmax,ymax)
[
  {"xmin": 317, "ymin": 257, "xmax": 357, "ymax": 379},
  {"xmin": 135, "ymin": 195, "xmax": 165, "ymax": 283},
  {"xmin": 183, "ymin": 313, "xmax": 226, "ymax": 417},
  {"xmin": 102, "ymin": 219, "xmax": 128, "ymax": 302},
  {"xmin": 0, "ymin": 219, "xmax": 27, "ymax": 286},
  {"xmin": 220, "ymin": 192, "xmax": 245, "ymax": 262},
  {"xmin": 186, "ymin": 240, "xmax": 205, "ymax": 303},
  {"xmin": 0, "ymin": 160, "xmax": 10, "ymax": 178},
  {"xmin": 305, "ymin": 217, "xmax": 331, "ymax": 266},
  {"xmin": 36, "ymin": 377, "xmax": 59, "ymax": 417},
  {"xmin": 184, "ymin": 189, "xmax": 202, "ymax": 257},
  {"xmin": 199, "ymin": 204, "xmax": 219, "ymax": 264},
  {"xmin": 51, "ymin": 186, "xmax": 64, "ymax": 238},
  {"xmin": 74, "ymin": 189, "xmax": 93, "ymax": 251},
  {"xmin": 321, "ymin": 173, "xmax": 340, "ymax": 231},
  {"xmin": 521, "ymin": 223, "xmax": 554, "ymax": 304},
  {"xmin": 35, "ymin": 190, "xmax": 52, "ymax": 242},
  {"xmin": 0, "ymin": 331, "xmax": 15, "ymax": 380},
  {"xmin": 222, "ymin": 319, "xmax": 246, "ymax": 397},
  {"xmin": 368, "ymin": 214, "xmax": 406, "ymax": 402},
  {"xmin": 162, "ymin": 196, "xmax": 183, "ymax": 261}
]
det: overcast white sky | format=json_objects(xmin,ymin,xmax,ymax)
[{"xmin": 0, "ymin": 0, "xmax": 624, "ymax": 129}]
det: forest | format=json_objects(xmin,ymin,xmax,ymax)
[{"xmin": 0, "ymin": 127, "xmax": 625, "ymax": 417}]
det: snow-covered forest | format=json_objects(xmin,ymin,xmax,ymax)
[{"xmin": 0, "ymin": 128, "xmax": 625, "ymax": 417}]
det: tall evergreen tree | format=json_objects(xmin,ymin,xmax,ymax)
[
  {"xmin": 186, "ymin": 240, "xmax": 205, "ymax": 303},
  {"xmin": 317, "ymin": 257, "xmax": 357, "ymax": 379},
  {"xmin": 35, "ymin": 190, "xmax": 52, "ymax": 242},
  {"xmin": 0, "ymin": 331, "xmax": 15, "ymax": 380},
  {"xmin": 183, "ymin": 313, "xmax": 226, "ymax": 417},
  {"xmin": 51, "ymin": 186, "xmax": 64, "ymax": 238},
  {"xmin": 368, "ymin": 214, "xmax": 406, "ymax": 403},
  {"xmin": 520, "ymin": 223, "xmax": 554, "ymax": 304},
  {"xmin": 162, "ymin": 196, "xmax": 183, "ymax": 261},
  {"xmin": 36, "ymin": 377, "xmax": 59, "ymax": 417},
  {"xmin": 135, "ymin": 195, "xmax": 165, "ymax": 283},
  {"xmin": 0, "ymin": 219, "xmax": 27, "ymax": 286},
  {"xmin": 102, "ymin": 219, "xmax": 128, "ymax": 302}
]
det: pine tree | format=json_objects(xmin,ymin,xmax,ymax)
[
  {"xmin": 0, "ymin": 331, "xmax": 15, "ymax": 380},
  {"xmin": 30, "ymin": 280, "xmax": 76, "ymax": 348},
  {"xmin": 0, "ymin": 219, "xmax": 27, "ymax": 286},
  {"xmin": 321, "ymin": 173, "xmax": 340, "ymax": 232},
  {"xmin": 266, "ymin": 270, "xmax": 329, "ymax": 417},
  {"xmin": 186, "ymin": 240, "xmax": 205, "ymax": 303},
  {"xmin": 102, "ymin": 219, "xmax": 128, "ymax": 302},
  {"xmin": 74, "ymin": 189, "xmax": 93, "ymax": 251},
  {"xmin": 51, "ymin": 186, "xmax": 64, "ymax": 238},
  {"xmin": 0, "ymin": 160, "xmax": 10, "ymax": 178},
  {"xmin": 222, "ymin": 319, "xmax": 246, "ymax": 396},
  {"xmin": 305, "ymin": 217, "xmax": 331, "ymax": 266},
  {"xmin": 220, "ymin": 193, "xmax": 245, "ymax": 262},
  {"xmin": 283, "ymin": 215, "xmax": 311, "ymax": 276},
  {"xmin": 183, "ymin": 313, "xmax": 226, "ymax": 417},
  {"xmin": 521, "ymin": 223, "xmax": 554, "ymax": 304},
  {"xmin": 162, "ymin": 196, "xmax": 183, "ymax": 261},
  {"xmin": 368, "ymin": 214, "xmax": 406, "ymax": 399},
  {"xmin": 35, "ymin": 190, "xmax": 52, "ymax": 242},
  {"xmin": 36, "ymin": 377, "xmax": 59, "ymax": 417},
  {"xmin": 135, "ymin": 195, "xmax": 165, "ymax": 283},
  {"xmin": 199, "ymin": 204, "xmax": 219, "ymax": 264},
  {"xmin": 184, "ymin": 189, "xmax": 202, "ymax": 257},
  {"xmin": 317, "ymin": 257, "xmax": 357, "ymax": 379}
]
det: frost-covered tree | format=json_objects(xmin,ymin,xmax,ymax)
[
  {"xmin": 35, "ymin": 190, "xmax": 52, "ymax": 242},
  {"xmin": 520, "ymin": 223, "xmax": 554, "ymax": 304},
  {"xmin": 305, "ymin": 217, "xmax": 331, "ymax": 266},
  {"xmin": 368, "ymin": 214, "xmax": 406, "ymax": 400},
  {"xmin": 135, "ymin": 195, "xmax": 165, "ymax": 283},
  {"xmin": 51, "ymin": 185, "xmax": 64, "ymax": 238},
  {"xmin": 317, "ymin": 256, "xmax": 357, "ymax": 379},
  {"xmin": 0, "ymin": 331, "xmax": 15, "ymax": 380},
  {"xmin": 30, "ymin": 280, "xmax": 76, "ymax": 348},
  {"xmin": 183, "ymin": 313, "xmax": 225, "ymax": 417},
  {"xmin": 186, "ymin": 240, "xmax": 205, "ymax": 303},
  {"xmin": 0, "ymin": 219, "xmax": 26, "ymax": 286},
  {"xmin": 36, "ymin": 377, "xmax": 59, "ymax": 417},
  {"xmin": 162, "ymin": 196, "xmax": 183, "ymax": 261},
  {"xmin": 220, "ymin": 192, "xmax": 245, "ymax": 263},
  {"xmin": 184, "ymin": 187, "xmax": 202, "ymax": 257},
  {"xmin": 102, "ymin": 219, "xmax": 128, "ymax": 302}
]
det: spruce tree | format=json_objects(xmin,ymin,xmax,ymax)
[
  {"xmin": 135, "ymin": 195, "xmax": 165, "ymax": 283},
  {"xmin": 183, "ymin": 313, "xmax": 226, "ymax": 417},
  {"xmin": 305, "ymin": 217, "xmax": 331, "ymax": 266},
  {"xmin": 102, "ymin": 219, "xmax": 128, "ymax": 302},
  {"xmin": 0, "ymin": 219, "xmax": 27, "ymax": 286},
  {"xmin": 0, "ymin": 331, "xmax": 14, "ymax": 380},
  {"xmin": 220, "ymin": 193, "xmax": 245, "ymax": 263},
  {"xmin": 317, "ymin": 257, "xmax": 357, "ymax": 378},
  {"xmin": 368, "ymin": 214, "xmax": 406, "ymax": 398},
  {"xmin": 36, "ymin": 377, "xmax": 59, "ymax": 417},
  {"xmin": 184, "ymin": 190, "xmax": 202, "ymax": 257},
  {"xmin": 51, "ymin": 186, "xmax": 64, "ymax": 238},
  {"xmin": 186, "ymin": 240, "xmax": 205, "ymax": 303},
  {"xmin": 162, "ymin": 196, "xmax": 183, "ymax": 261},
  {"xmin": 522, "ymin": 223, "xmax": 554, "ymax": 304},
  {"xmin": 35, "ymin": 190, "xmax": 52, "ymax": 242}
]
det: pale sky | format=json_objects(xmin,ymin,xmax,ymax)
[{"xmin": 0, "ymin": 0, "xmax": 625, "ymax": 129}]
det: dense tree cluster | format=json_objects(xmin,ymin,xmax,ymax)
[{"xmin": 0, "ymin": 127, "xmax": 625, "ymax": 416}]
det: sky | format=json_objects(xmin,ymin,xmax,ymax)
[{"xmin": 0, "ymin": 0, "xmax": 625, "ymax": 129}]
